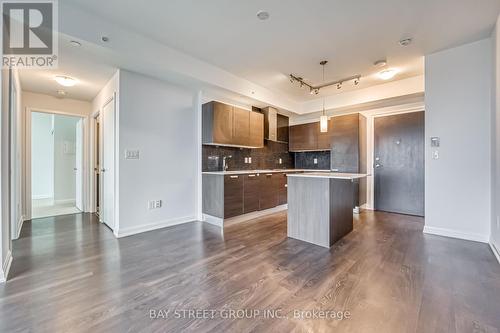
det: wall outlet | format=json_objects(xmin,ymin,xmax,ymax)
[
  {"xmin": 278, "ymin": 158, "xmax": 282, "ymax": 165},
  {"xmin": 125, "ymin": 149, "xmax": 140, "ymax": 160},
  {"xmin": 432, "ymin": 150, "xmax": 439, "ymax": 160},
  {"xmin": 244, "ymin": 157, "xmax": 248, "ymax": 164},
  {"xmin": 148, "ymin": 200, "xmax": 162, "ymax": 209},
  {"xmin": 248, "ymin": 157, "xmax": 252, "ymax": 164},
  {"xmin": 313, "ymin": 158, "xmax": 318, "ymax": 165}
]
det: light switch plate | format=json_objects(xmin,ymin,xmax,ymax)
[
  {"xmin": 125, "ymin": 149, "xmax": 140, "ymax": 160},
  {"xmin": 313, "ymin": 158, "xmax": 318, "ymax": 164},
  {"xmin": 431, "ymin": 137, "xmax": 440, "ymax": 147}
]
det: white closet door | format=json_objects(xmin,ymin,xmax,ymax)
[{"xmin": 102, "ymin": 98, "xmax": 115, "ymax": 230}]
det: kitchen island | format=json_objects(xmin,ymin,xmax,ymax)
[{"xmin": 287, "ymin": 172, "xmax": 367, "ymax": 248}]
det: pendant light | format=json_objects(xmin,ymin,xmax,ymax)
[{"xmin": 319, "ymin": 60, "xmax": 328, "ymax": 133}]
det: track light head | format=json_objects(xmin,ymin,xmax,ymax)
[
  {"xmin": 337, "ymin": 83, "xmax": 342, "ymax": 90},
  {"xmin": 354, "ymin": 78, "xmax": 360, "ymax": 85}
]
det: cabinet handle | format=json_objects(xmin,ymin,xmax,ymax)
[
  {"xmin": 230, "ymin": 175, "xmax": 239, "ymax": 179},
  {"xmin": 266, "ymin": 174, "xmax": 273, "ymax": 177},
  {"xmin": 248, "ymin": 174, "xmax": 256, "ymax": 177}
]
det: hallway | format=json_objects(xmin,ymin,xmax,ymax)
[{"xmin": 0, "ymin": 212, "xmax": 499, "ymax": 332}]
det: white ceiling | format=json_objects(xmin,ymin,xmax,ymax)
[
  {"xmin": 65, "ymin": 0, "xmax": 500, "ymax": 102},
  {"xmin": 19, "ymin": 34, "xmax": 117, "ymax": 101}
]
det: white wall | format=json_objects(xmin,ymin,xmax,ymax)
[
  {"xmin": 31, "ymin": 112, "xmax": 54, "ymax": 199},
  {"xmin": 53, "ymin": 115, "xmax": 79, "ymax": 202},
  {"xmin": 425, "ymin": 38, "xmax": 492, "ymax": 242},
  {"xmin": 116, "ymin": 70, "xmax": 197, "ymax": 236},
  {"xmin": 492, "ymin": 16, "xmax": 500, "ymax": 255}
]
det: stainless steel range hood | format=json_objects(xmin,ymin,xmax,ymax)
[{"xmin": 261, "ymin": 106, "xmax": 289, "ymax": 143}]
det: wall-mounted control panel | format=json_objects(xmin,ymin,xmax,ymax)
[{"xmin": 125, "ymin": 149, "xmax": 140, "ymax": 159}]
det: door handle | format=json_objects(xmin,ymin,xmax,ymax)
[
  {"xmin": 101, "ymin": 168, "xmax": 107, "ymax": 172},
  {"xmin": 73, "ymin": 168, "xmax": 78, "ymax": 171},
  {"xmin": 375, "ymin": 164, "xmax": 381, "ymax": 168}
]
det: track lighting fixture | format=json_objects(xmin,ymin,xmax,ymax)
[{"xmin": 289, "ymin": 67, "xmax": 361, "ymax": 95}]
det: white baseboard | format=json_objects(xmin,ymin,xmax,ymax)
[
  {"xmin": 14, "ymin": 215, "xmax": 24, "ymax": 240},
  {"xmin": 490, "ymin": 241, "xmax": 500, "ymax": 264},
  {"xmin": 54, "ymin": 199, "xmax": 76, "ymax": 205},
  {"xmin": 360, "ymin": 204, "xmax": 374, "ymax": 210},
  {"xmin": 115, "ymin": 215, "xmax": 196, "ymax": 238},
  {"xmin": 32, "ymin": 194, "xmax": 52, "ymax": 200},
  {"xmin": 0, "ymin": 250, "xmax": 13, "ymax": 283},
  {"xmin": 203, "ymin": 214, "xmax": 223, "ymax": 227},
  {"xmin": 423, "ymin": 226, "xmax": 489, "ymax": 243}
]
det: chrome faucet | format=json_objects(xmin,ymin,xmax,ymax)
[{"xmin": 222, "ymin": 155, "xmax": 232, "ymax": 171}]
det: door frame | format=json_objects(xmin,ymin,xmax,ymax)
[
  {"xmin": 89, "ymin": 94, "xmax": 116, "ymax": 231},
  {"xmin": 25, "ymin": 107, "xmax": 89, "ymax": 220}
]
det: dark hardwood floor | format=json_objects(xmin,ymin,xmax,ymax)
[{"xmin": 1, "ymin": 211, "xmax": 499, "ymax": 332}]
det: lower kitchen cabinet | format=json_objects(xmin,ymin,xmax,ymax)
[
  {"xmin": 203, "ymin": 171, "xmax": 300, "ymax": 220},
  {"xmin": 223, "ymin": 175, "xmax": 244, "ymax": 218},
  {"xmin": 243, "ymin": 174, "xmax": 260, "ymax": 213},
  {"xmin": 259, "ymin": 173, "xmax": 279, "ymax": 210}
]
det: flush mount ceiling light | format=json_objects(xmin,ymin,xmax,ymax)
[
  {"xmin": 374, "ymin": 59, "xmax": 387, "ymax": 68},
  {"xmin": 54, "ymin": 75, "xmax": 77, "ymax": 87},
  {"xmin": 377, "ymin": 68, "xmax": 398, "ymax": 80},
  {"xmin": 256, "ymin": 10, "xmax": 270, "ymax": 20}
]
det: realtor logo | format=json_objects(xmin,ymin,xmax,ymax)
[{"xmin": 2, "ymin": 0, "xmax": 58, "ymax": 68}]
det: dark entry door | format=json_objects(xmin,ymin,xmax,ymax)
[{"xmin": 374, "ymin": 112, "xmax": 424, "ymax": 216}]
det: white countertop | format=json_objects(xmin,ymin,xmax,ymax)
[
  {"xmin": 202, "ymin": 169, "xmax": 330, "ymax": 175},
  {"xmin": 287, "ymin": 172, "xmax": 368, "ymax": 179}
]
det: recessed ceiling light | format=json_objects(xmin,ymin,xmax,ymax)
[
  {"xmin": 69, "ymin": 40, "xmax": 81, "ymax": 47},
  {"xmin": 374, "ymin": 60, "xmax": 387, "ymax": 68},
  {"xmin": 399, "ymin": 38, "xmax": 412, "ymax": 47},
  {"xmin": 256, "ymin": 10, "xmax": 270, "ymax": 20},
  {"xmin": 54, "ymin": 75, "xmax": 77, "ymax": 87},
  {"xmin": 377, "ymin": 69, "xmax": 398, "ymax": 80}
]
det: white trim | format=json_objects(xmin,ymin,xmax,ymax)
[
  {"xmin": 490, "ymin": 242, "xmax": 500, "ymax": 264},
  {"xmin": 360, "ymin": 203, "xmax": 374, "ymax": 210},
  {"xmin": 53, "ymin": 199, "xmax": 76, "ymax": 205},
  {"xmin": 0, "ymin": 251, "xmax": 13, "ymax": 283},
  {"xmin": 423, "ymin": 226, "xmax": 489, "ymax": 243},
  {"xmin": 203, "ymin": 214, "xmax": 223, "ymax": 227},
  {"xmin": 32, "ymin": 194, "xmax": 52, "ymax": 200},
  {"xmin": 13, "ymin": 215, "xmax": 24, "ymax": 240},
  {"xmin": 115, "ymin": 216, "xmax": 196, "ymax": 238},
  {"xmin": 25, "ymin": 107, "xmax": 89, "ymax": 220},
  {"xmin": 195, "ymin": 91, "xmax": 203, "ymax": 221}
]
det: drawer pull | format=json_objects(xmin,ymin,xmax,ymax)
[
  {"xmin": 248, "ymin": 174, "xmax": 256, "ymax": 177},
  {"xmin": 266, "ymin": 174, "xmax": 273, "ymax": 177},
  {"xmin": 230, "ymin": 175, "xmax": 239, "ymax": 179}
]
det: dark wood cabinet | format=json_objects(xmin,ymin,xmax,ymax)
[
  {"xmin": 289, "ymin": 122, "xmax": 318, "ymax": 151},
  {"xmin": 277, "ymin": 114, "xmax": 289, "ymax": 143},
  {"xmin": 233, "ymin": 107, "xmax": 250, "ymax": 146},
  {"xmin": 202, "ymin": 101, "xmax": 264, "ymax": 148},
  {"xmin": 259, "ymin": 173, "xmax": 279, "ymax": 210},
  {"xmin": 317, "ymin": 119, "xmax": 333, "ymax": 150},
  {"xmin": 277, "ymin": 172, "xmax": 288, "ymax": 205},
  {"xmin": 243, "ymin": 174, "xmax": 260, "ymax": 213},
  {"xmin": 224, "ymin": 175, "xmax": 244, "ymax": 218},
  {"xmin": 330, "ymin": 114, "xmax": 360, "ymax": 172},
  {"xmin": 249, "ymin": 111, "xmax": 264, "ymax": 147}
]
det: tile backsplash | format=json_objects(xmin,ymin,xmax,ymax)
[
  {"xmin": 202, "ymin": 140, "xmax": 294, "ymax": 171},
  {"xmin": 294, "ymin": 151, "xmax": 331, "ymax": 170}
]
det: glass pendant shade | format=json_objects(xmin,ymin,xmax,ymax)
[{"xmin": 320, "ymin": 115, "xmax": 328, "ymax": 133}]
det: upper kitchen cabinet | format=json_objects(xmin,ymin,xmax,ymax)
[
  {"xmin": 277, "ymin": 114, "xmax": 289, "ymax": 142},
  {"xmin": 249, "ymin": 111, "xmax": 264, "ymax": 147},
  {"xmin": 289, "ymin": 122, "xmax": 319, "ymax": 151},
  {"xmin": 202, "ymin": 101, "xmax": 264, "ymax": 148},
  {"xmin": 330, "ymin": 113, "xmax": 363, "ymax": 173}
]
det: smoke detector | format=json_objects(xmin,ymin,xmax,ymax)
[{"xmin": 399, "ymin": 38, "xmax": 413, "ymax": 47}]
